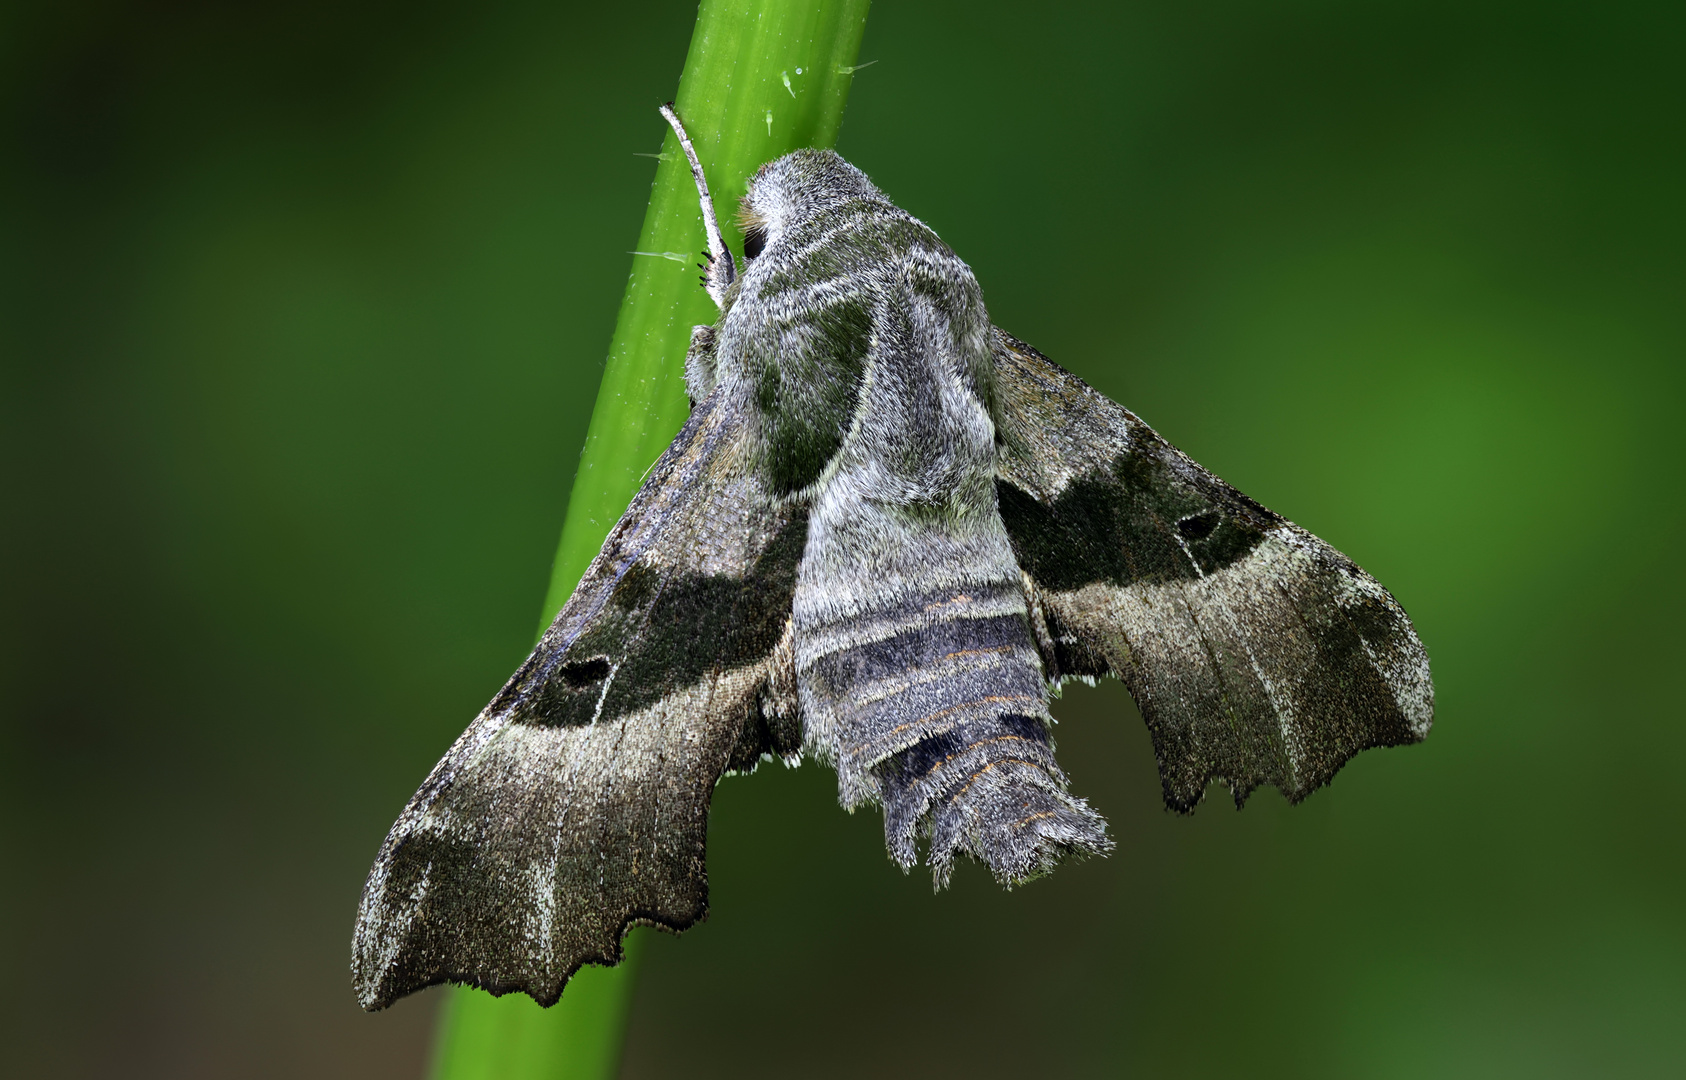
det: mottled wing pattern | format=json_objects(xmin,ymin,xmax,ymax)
[
  {"xmin": 991, "ymin": 329, "xmax": 1432, "ymax": 811},
  {"xmin": 352, "ymin": 387, "xmax": 805, "ymax": 1010}
]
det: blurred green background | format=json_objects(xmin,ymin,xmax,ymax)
[{"xmin": 5, "ymin": 1, "xmax": 1682, "ymax": 1076}]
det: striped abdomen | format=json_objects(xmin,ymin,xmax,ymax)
[{"xmin": 794, "ymin": 525, "xmax": 1111, "ymax": 885}]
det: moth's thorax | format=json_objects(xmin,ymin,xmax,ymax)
[
  {"xmin": 738, "ymin": 148, "xmax": 892, "ymax": 244},
  {"xmin": 715, "ymin": 152, "xmax": 998, "ymax": 500}
]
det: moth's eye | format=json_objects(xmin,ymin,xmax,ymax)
[
  {"xmin": 742, "ymin": 224, "xmax": 767, "ymax": 261},
  {"xmin": 1176, "ymin": 511, "xmax": 1220, "ymax": 542}
]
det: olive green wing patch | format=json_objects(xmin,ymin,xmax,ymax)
[
  {"xmin": 352, "ymin": 389, "xmax": 804, "ymax": 1011},
  {"xmin": 992, "ymin": 328, "xmax": 1432, "ymax": 812}
]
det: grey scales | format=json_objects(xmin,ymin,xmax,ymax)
[{"xmin": 351, "ymin": 105, "xmax": 1433, "ymax": 1011}]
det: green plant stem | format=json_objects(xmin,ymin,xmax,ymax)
[{"xmin": 428, "ymin": 2, "xmax": 870, "ymax": 1078}]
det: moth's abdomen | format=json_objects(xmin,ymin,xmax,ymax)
[
  {"xmin": 801, "ymin": 581, "xmax": 1043, "ymax": 778},
  {"xmin": 881, "ymin": 712, "xmax": 1106, "ymax": 888},
  {"xmin": 792, "ymin": 474, "xmax": 1113, "ymax": 885},
  {"xmin": 796, "ymin": 569, "xmax": 1110, "ymax": 886}
]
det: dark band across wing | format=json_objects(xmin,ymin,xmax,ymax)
[
  {"xmin": 352, "ymin": 387, "xmax": 806, "ymax": 1010},
  {"xmin": 990, "ymin": 329, "xmax": 1432, "ymax": 812}
]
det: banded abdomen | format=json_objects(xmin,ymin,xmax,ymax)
[{"xmin": 793, "ymin": 487, "xmax": 1111, "ymax": 885}]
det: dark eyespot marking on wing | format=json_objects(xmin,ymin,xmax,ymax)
[
  {"xmin": 509, "ymin": 509, "xmax": 809, "ymax": 730},
  {"xmin": 1176, "ymin": 510, "xmax": 1219, "ymax": 541},
  {"xmin": 559, "ymin": 657, "xmax": 611, "ymax": 688},
  {"xmin": 513, "ymin": 658, "xmax": 615, "ymax": 726},
  {"xmin": 996, "ymin": 443, "xmax": 1277, "ymax": 594}
]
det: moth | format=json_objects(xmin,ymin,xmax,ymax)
[{"xmin": 352, "ymin": 105, "xmax": 1432, "ymax": 1011}]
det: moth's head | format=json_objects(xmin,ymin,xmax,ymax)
[{"xmin": 738, "ymin": 148, "xmax": 887, "ymax": 261}]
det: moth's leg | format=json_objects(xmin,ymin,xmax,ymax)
[{"xmin": 683, "ymin": 324, "xmax": 718, "ymax": 405}]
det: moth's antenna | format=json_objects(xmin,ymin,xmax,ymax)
[{"xmin": 659, "ymin": 103, "xmax": 737, "ymax": 306}]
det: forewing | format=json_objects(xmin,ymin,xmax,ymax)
[
  {"xmin": 353, "ymin": 389, "xmax": 805, "ymax": 1010},
  {"xmin": 991, "ymin": 329, "xmax": 1431, "ymax": 811}
]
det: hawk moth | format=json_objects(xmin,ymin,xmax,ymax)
[{"xmin": 352, "ymin": 106, "xmax": 1433, "ymax": 1011}]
